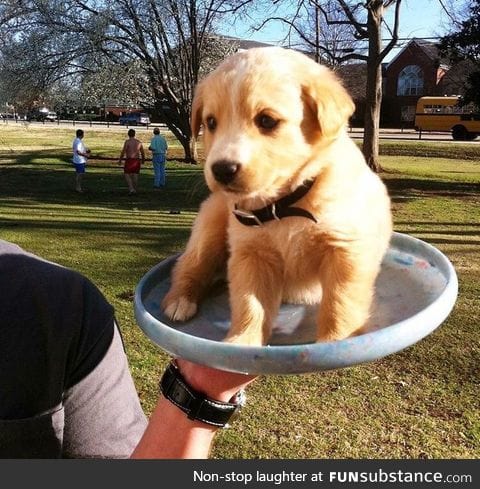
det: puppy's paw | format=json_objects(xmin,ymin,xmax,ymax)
[
  {"xmin": 223, "ymin": 334, "xmax": 262, "ymax": 347},
  {"xmin": 162, "ymin": 294, "xmax": 198, "ymax": 321},
  {"xmin": 223, "ymin": 328, "xmax": 266, "ymax": 346}
]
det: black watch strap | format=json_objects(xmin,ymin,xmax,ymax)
[{"xmin": 159, "ymin": 361, "xmax": 245, "ymax": 428}]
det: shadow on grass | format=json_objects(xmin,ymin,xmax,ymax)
[
  {"xmin": 0, "ymin": 161, "xmax": 211, "ymax": 263},
  {"xmin": 0, "ymin": 149, "xmax": 73, "ymax": 166},
  {"xmin": 0, "ymin": 164, "xmax": 208, "ymax": 212},
  {"xmin": 0, "ymin": 146, "xmax": 193, "ymax": 166},
  {"xmin": 385, "ymin": 176, "xmax": 480, "ymax": 200}
]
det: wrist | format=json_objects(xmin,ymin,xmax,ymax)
[
  {"xmin": 160, "ymin": 360, "xmax": 246, "ymax": 428},
  {"xmin": 176, "ymin": 358, "xmax": 250, "ymax": 402}
]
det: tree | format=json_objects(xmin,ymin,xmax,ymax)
[
  {"xmin": 79, "ymin": 60, "xmax": 152, "ymax": 109},
  {"xmin": 256, "ymin": 0, "xmax": 358, "ymax": 66},
  {"xmin": 439, "ymin": 0, "xmax": 480, "ymax": 108},
  {"xmin": 0, "ymin": 20, "xmax": 79, "ymax": 113},
  {"xmin": 253, "ymin": 0, "xmax": 403, "ymax": 172},
  {"xmin": 0, "ymin": 0, "xmax": 246, "ymax": 161}
]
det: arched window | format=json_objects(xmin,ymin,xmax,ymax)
[{"xmin": 397, "ymin": 65, "xmax": 424, "ymax": 96}]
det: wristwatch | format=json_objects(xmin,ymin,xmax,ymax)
[{"xmin": 159, "ymin": 360, "xmax": 246, "ymax": 428}]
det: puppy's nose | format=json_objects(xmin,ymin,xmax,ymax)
[{"xmin": 211, "ymin": 160, "xmax": 241, "ymax": 184}]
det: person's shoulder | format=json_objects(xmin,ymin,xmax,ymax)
[
  {"xmin": 0, "ymin": 239, "xmax": 23, "ymax": 256},
  {"xmin": 0, "ymin": 240, "xmax": 104, "ymax": 298},
  {"xmin": 3, "ymin": 241, "xmax": 68, "ymax": 281},
  {"xmin": 0, "ymin": 241, "xmax": 114, "ymax": 331}
]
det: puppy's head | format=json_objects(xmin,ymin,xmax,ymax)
[{"xmin": 191, "ymin": 47, "xmax": 354, "ymax": 200}]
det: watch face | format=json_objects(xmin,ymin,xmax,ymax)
[{"xmin": 232, "ymin": 388, "xmax": 247, "ymax": 407}]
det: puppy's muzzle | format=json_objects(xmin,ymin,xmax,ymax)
[{"xmin": 211, "ymin": 160, "xmax": 241, "ymax": 185}]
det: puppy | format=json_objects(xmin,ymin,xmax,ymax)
[{"xmin": 162, "ymin": 47, "xmax": 392, "ymax": 346}]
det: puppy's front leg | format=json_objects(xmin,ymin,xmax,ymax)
[
  {"xmin": 224, "ymin": 246, "xmax": 283, "ymax": 346},
  {"xmin": 162, "ymin": 193, "xmax": 229, "ymax": 321},
  {"xmin": 316, "ymin": 249, "xmax": 376, "ymax": 342}
]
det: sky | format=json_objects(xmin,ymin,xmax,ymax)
[{"xmin": 221, "ymin": 0, "xmax": 452, "ymax": 62}]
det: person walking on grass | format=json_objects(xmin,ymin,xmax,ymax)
[
  {"xmin": 118, "ymin": 129, "xmax": 145, "ymax": 195},
  {"xmin": 148, "ymin": 127, "xmax": 168, "ymax": 188},
  {"xmin": 72, "ymin": 129, "xmax": 90, "ymax": 193}
]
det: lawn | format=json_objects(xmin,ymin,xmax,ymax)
[{"xmin": 0, "ymin": 124, "xmax": 479, "ymax": 459}]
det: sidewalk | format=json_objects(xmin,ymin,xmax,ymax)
[{"xmin": 347, "ymin": 127, "xmax": 469, "ymax": 142}]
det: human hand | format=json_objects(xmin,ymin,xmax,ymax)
[{"xmin": 175, "ymin": 358, "xmax": 257, "ymax": 403}]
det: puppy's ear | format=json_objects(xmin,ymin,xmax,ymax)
[
  {"xmin": 190, "ymin": 81, "xmax": 205, "ymax": 161},
  {"xmin": 191, "ymin": 80, "xmax": 204, "ymax": 138},
  {"xmin": 302, "ymin": 67, "xmax": 355, "ymax": 141}
]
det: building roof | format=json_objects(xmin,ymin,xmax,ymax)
[
  {"xmin": 413, "ymin": 38, "xmax": 439, "ymax": 60},
  {"xmin": 216, "ymin": 35, "xmax": 276, "ymax": 50},
  {"xmin": 386, "ymin": 38, "xmax": 440, "ymax": 69},
  {"xmin": 335, "ymin": 62, "xmax": 367, "ymax": 100}
]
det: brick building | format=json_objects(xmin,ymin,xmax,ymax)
[{"xmin": 382, "ymin": 39, "xmax": 449, "ymax": 126}]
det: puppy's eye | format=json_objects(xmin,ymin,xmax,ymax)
[
  {"xmin": 206, "ymin": 116, "xmax": 217, "ymax": 131},
  {"xmin": 255, "ymin": 114, "xmax": 279, "ymax": 131}
]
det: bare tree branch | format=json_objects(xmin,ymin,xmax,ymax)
[{"xmin": 379, "ymin": 0, "xmax": 402, "ymax": 62}]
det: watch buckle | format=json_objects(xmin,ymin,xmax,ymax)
[{"xmin": 224, "ymin": 389, "xmax": 246, "ymax": 428}]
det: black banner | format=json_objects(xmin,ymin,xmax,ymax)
[{"xmin": 1, "ymin": 459, "xmax": 478, "ymax": 489}]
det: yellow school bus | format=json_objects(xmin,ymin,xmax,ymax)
[{"xmin": 414, "ymin": 96, "xmax": 480, "ymax": 140}]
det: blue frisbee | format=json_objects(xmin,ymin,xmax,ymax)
[{"xmin": 134, "ymin": 232, "xmax": 458, "ymax": 374}]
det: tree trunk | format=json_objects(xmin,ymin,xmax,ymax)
[
  {"xmin": 362, "ymin": 2, "xmax": 384, "ymax": 173},
  {"xmin": 177, "ymin": 132, "xmax": 195, "ymax": 163},
  {"xmin": 156, "ymin": 99, "xmax": 196, "ymax": 163},
  {"xmin": 363, "ymin": 60, "xmax": 382, "ymax": 172}
]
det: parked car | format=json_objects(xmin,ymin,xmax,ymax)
[
  {"xmin": 26, "ymin": 109, "xmax": 57, "ymax": 122},
  {"xmin": 119, "ymin": 112, "xmax": 150, "ymax": 126},
  {"xmin": 45, "ymin": 111, "xmax": 58, "ymax": 122}
]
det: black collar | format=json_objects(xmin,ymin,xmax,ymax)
[{"xmin": 232, "ymin": 178, "xmax": 317, "ymax": 227}]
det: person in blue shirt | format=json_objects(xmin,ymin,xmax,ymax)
[{"xmin": 148, "ymin": 127, "xmax": 168, "ymax": 188}]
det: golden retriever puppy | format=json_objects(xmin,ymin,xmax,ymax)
[{"xmin": 162, "ymin": 47, "xmax": 392, "ymax": 346}]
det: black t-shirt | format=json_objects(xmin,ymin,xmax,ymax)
[
  {"xmin": 0, "ymin": 240, "xmax": 114, "ymax": 419},
  {"xmin": 0, "ymin": 240, "xmax": 147, "ymax": 457}
]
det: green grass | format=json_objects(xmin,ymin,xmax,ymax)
[
  {"xmin": 1, "ymin": 125, "xmax": 479, "ymax": 458},
  {"xmin": 380, "ymin": 141, "xmax": 480, "ymax": 161}
]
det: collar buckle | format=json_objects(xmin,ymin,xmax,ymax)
[
  {"xmin": 232, "ymin": 208, "xmax": 263, "ymax": 226},
  {"xmin": 271, "ymin": 202, "xmax": 280, "ymax": 220}
]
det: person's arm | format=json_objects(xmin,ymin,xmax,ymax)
[
  {"xmin": 140, "ymin": 143, "xmax": 145, "ymax": 165},
  {"xmin": 74, "ymin": 141, "xmax": 88, "ymax": 158},
  {"xmin": 118, "ymin": 142, "xmax": 126, "ymax": 165},
  {"xmin": 131, "ymin": 359, "xmax": 256, "ymax": 459}
]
